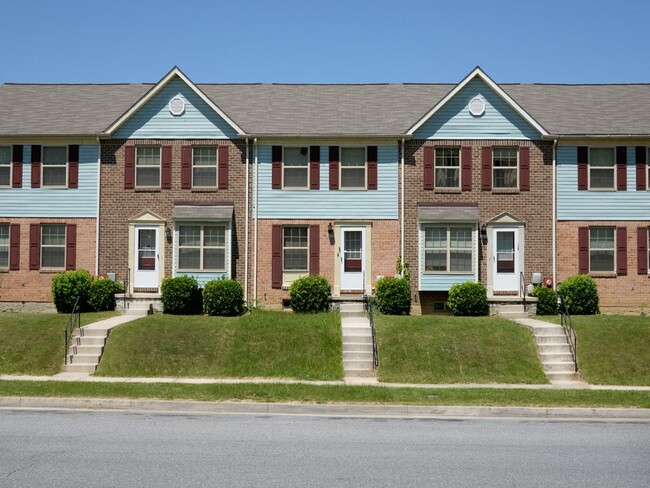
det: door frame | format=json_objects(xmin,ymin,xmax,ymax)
[
  {"xmin": 128, "ymin": 210, "xmax": 166, "ymax": 293},
  {"xmin": 334, "ymin": 223, "xmax": 372, "ymax": 295},
  {"xmin": 485, "ymin": 213, "xmax": 525, "ymax": 297}
]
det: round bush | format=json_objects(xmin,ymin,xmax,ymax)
[
  {"xmin": 447, "ymin": 281, "xmax": 489, "ymax": 316},
  {"xmin": 532, "ymin": 286, "xmax": 558, "ymax": 316},
  {"xmin": 51, "ymin": 269, "xmax": 92, "ymax": 313},
  {"xmin": 559, "ymin": 274, "xmax": 599, "ymax": 315},
  {"xmin": 88, "ymin": 278, "xmax": 124, "ymax": 312},
  {"xmin": 375, "ymin": 277, "xmax": 411, "ymax": 315},
  {"xmin": 203, "ymin": 279, "xmax": 244, "ymax": 316},
  {"xmin": 289, "ymin": 275, "xmax": 331, "ymax": 313},
  {"xmin": 161, "ymin": 276, "xmax": 201, "ymax": 315}
]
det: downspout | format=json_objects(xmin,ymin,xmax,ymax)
[
  {"xmin": 95, "ymin": 135, "xmax": 101, "ymax": 276},
  {"xmin": 244, "ymin": 137, "xmax": 249, "ymax": 302},
  {"xmin": 552, "ymin": 138, "xmax": 558, "ymax": 289},
  {"xmin": 400, "ymin": 138, "xmax": 405, "ymax": 273},
  {"xmin": 253, "ymin": 138, "xmax": 259, "ymax": 305}
]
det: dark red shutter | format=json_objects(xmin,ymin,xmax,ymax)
[
  {"xmin": 9, "ymin": 224, "xmax": 20, "ymax": 270},
  {"xmin": 481, "ymin": 146, "xmax": 492, "ymax": 191},
  {"xmin": 423, "ymin": 146, "xmax": 434, "ymax": 190},
  {"xmin": 11, "ymin": 145, "xmax": 23, "ymax": 188},
  {"xmin": 29, "ymin": 224, "xmax": 40, "ymax": 270},
  {"xmin": 577, "ymin": 146, "xmax": 588, "ymax": 190},
  {"xmin": 161, "ymin": 145, "xmax": 172, "ymax": 189},
  {"xmin": 309, "ymin": 225, "xmax": 320, "ymax": 275},
  {"xmin": 616, "ymin": 227, "xmax": 627, "ymax": 275},
  {"xmin": 66, "ymin": 224, "xmax": 77, "ymax": 270},
  {"xmin": 309, "ymin": 146, "xmax": 320, "ymax": 190},
  {"xmin": 519, "ymin": 146, "xmax": 530, "ymax": 191},
  {"xmin": 638, "ymin": 227, "xmax": 648, "ymax": 275},
  {"xmin": 124, "ymin": 146, "xmax": 135, "ymax": 189},
  {"xmin": 218, "ymin": 145, "xmax": 229, "ymax": 189},
  {"xmin": 272, "ymin": 146, "xmax": 282, "ymax": 189},
  {"xmin": 271, "ymin": 225, "xmax": 282, "ymax": 289},
  {"xmin": 461, "ymin": 146, "xmax": 472, "ymax": 191},
  {"xmin": 181, "ymin": 145, "xmax": 192, "ymax": 189},
  {"xmin": 578, "ymin": 227, "xmax": 589, "ymax": 274},
  {"xmin": 329, "ymin": 146, "xmax": 339, "ymax": 190},
  {"xmin": 31, "ymin": 145, "xmax": 41, "ymax": 188},
  {"xmin": 68, "ymin": 145, "xmax": 79, "ymax": 189},
  {"xmin": 367, "ymin": 146, "xmax": 378, "ymax": 190},
  {"xmin": 636, "ymin": 146, "xmax": 647, "ymax": 191},
  {"xmin": 616, "ymin": 146, "xmax": 627, "ymax": 191}
]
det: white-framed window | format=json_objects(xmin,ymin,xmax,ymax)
[
  {"xmin": 283, "ymin": 226, "xmax": 308, "ymax": 272},
  {"xmin": 136, "ymin": 146, "xmax": 161, "ymax": 187},
  {"xmin": 589, "ymin": 147, "xmax": 615, "ymax": 190},
  {"xmin": 424, "ymin": 226, "xmax": 473, "ymax": 273},
  {"xmin": 340, "ymin": 147, "xmax": 366, "ymax": 189},
  {"xmin": 435, "ymin": 147, "xmax": 460, "ymax": 189},
  {"xmin": 0, "ymin": 224, "xmax": 8, "ymax": 268},
  {"xmin": 493, "ymin": 147, "xmax": 518, "ymax": 189},
  {"xmin": 589, "ymin": 227, "xmax": 615, "ymax": 272},
  {"xmin": 192, "ymin": 147, "xmax": 218, "ymax": 188},
  {"xmin": 0, "ymin": 146, "xmax": 11, "ymax": 187},
  {"xmin": 42, "ymin": 146, "xmax": 67, "ymax": 187},
  {"xmin": 41, "ymin": 224, "xmax": 66, "ymax": 269},
  {"xmin": 178, "ymin": 224, "xmax": 227, "ymax": 271},
  {"xmin": 283, "ymin": 147, "xmax": 309, "ymax": 189}
]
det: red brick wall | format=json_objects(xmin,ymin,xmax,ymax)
[
  {"xmin": 557, "ymin": 221, "xmax": 650, "ymax": 312},
  {"xmin": 0, "ymin": 218, "xmax": 96, "ymax": 302}
]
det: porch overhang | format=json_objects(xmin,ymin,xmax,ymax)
[{"xmin": 417, "ymin": 203, "xmax": 479, "ymax": 223}]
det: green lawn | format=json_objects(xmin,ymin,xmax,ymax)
[
  {"xmin": 0, "ymin": 311, "xmax": 118, "ymax": 375},
  {"xmin": 375, "ymin": 315, "xmax": 548, "ymax": 384},
  {"xmin": 95, "ymin": 311, "xmax": 343, "ymax": 381},
  {"xmin": 539, "ymin": 315, "xmax": 650, "ymax": 385}
]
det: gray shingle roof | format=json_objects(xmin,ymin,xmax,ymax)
[{"xmin": 1, "ymin": 80, "xmax": 649, "ymax": 137}]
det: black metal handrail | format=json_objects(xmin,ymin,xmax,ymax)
[
  {"xmin": 557, "ymin": 291, "xmax": 578, "ymax": 373},
  {"xmin": 520, "ymin": 271, "xmax": 527, "ymax": 313},
  {"xmin": 63, "ymin": 296, "xmax": 81, "ymax": 365},
  {"xmin": 364, "ymin": 295, "xmax": 379, "ymax": 369}
]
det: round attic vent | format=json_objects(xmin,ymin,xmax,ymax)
[
  {"xmin": 469, "ymin": 97, "xmax": 485, "ymax": 117},
  {"xmin": 169, "ymin": 96, "xmax": 185, "ymax": 116}
]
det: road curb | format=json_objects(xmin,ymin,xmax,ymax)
[{"xmin": 1, "ymin": 396, "xmax": 649, "ymax": 420}]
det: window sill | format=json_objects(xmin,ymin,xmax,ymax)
[
  {"xmin": 423, "ymin": 271, "xmax": 474, "ymax": 275},
  {"xmin": 135, "ymin": 187, "xmax": 161, "ymax": 193},
  {"xmin": 587, "ymin": 188, "xmax": 617, "ymax": 192},
  {"xmin": 39, "ymin": 268, "xmax": 65, "ymax": 274},
  {"xmin": 191, "ymin": 187, "xmax": 219, "ymax": 193},
  {"xmin": 491, "ymin": 188, "xmax": 520, "ymax": 194},
  {"xmin": 434, "ymin": 188, "xmax": 462, "ymax": 194},
  {"xmin": 177, "ymin": 269, "xmax": 227, "ymax": 273},
  {"xmin": 41, "ymin": 186, "xmax": 70, "ymax": 190},
  {"xmin": 589, "ymin": 271, "xmax": 617, "ymax": 278}
]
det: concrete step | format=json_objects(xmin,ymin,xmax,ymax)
[
  {"xmin": 343, "ymin": 335, "xmax": 373, "ymax": 345},
  {"xmin": 344, "ymin": 358, "xmax": 374, "ymax": 369},
  {"xmin": 70, "ymin": 345, "xmax": 104, "ymax": 356},
  {"xmin": 67, "ymin": 353, "xmax": 101, "ymax": 365},
  {"xmin": 540, "ymin": 352, "xmax": 574, "ymax": 362},
  {"xmin": 62, "ymin": 363, "xmax": 97, "ymax": 374},
  {"xmin": 73, "ymin": 336, "xmax": 106, "ymax": 347},
  {"xmin": 343, "ymin": 368, "xmax": 377, "ymax": 378},
  {"xmin": 124, "ymin": 308, "xmax": 149, "ymax": 316},
  {"xmin": 537, "ymin": 344, "xmax": 572, "ymax": 354},
  {"xmin": 499, "ymin": 312, "xmax": 529, "ymax": 319},
  {"xmin": 343, "ymin": 342, "xmax": 374, "ymax": 352},
  {"xmin": 532, "ymin": 326, "xmax": 564, "ymax": 336},
  {"xmin": 535, "ymin": 334, "xmax": 568, "ymax": 344},
  {"xmin": 73, "ymin": 329, "xmax": 108, "ymax": 338},
  {"xmin": 339, "ymin": 302, "xmax": 365, "ymax": 313},
  {"xmin": 543, "ymin": 360, "xmax": 577, "ymax": 373},
  {"xmin": 546, "ymin": 371, "xmax": 581, "ymax": 382},
  {"xmin": 343, "ymin": 351, "xmax": 374, "ymax": 361}
]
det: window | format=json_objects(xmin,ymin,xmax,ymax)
[
  {"xmin": 283, "ymin": 227, "xmax": 308, "ymax": 271},
  {"xmin": 178, "ymin": 224, "xmax": 226, "ymax": 271},
  {"xmin": 283, "ymin": 147, "xmax": 309, "ymax": 188},
  {"xmin": 192, "ymin": 147, "xmax": 218, "ymax": 188},
  {"xmin": 0, "ymin": 146, "xmax": 10, "ymax": 187},
  {"xmin": 0, "ymin": 224, "xmax": 8, "ymax": 268},
  {"xmin": 340, "ymin": 147, "xmax": 366, "ymax": 189},
  {"xmin": 424, "ymin": 226, "xmax": 473, "ymax": 273},
  {"xmin": 42, "ymin": 146, "xmax": 67, "ymax": 187},
  {"xmin": 41, "ymin": 224, "xmax": 66, "ymax": 269},
  {"xmin": 136, "ymin": 146, "xmax": 160, "ymax": 187},
  {"xmin": 493, "ymin": 147, "xmax": 518, "ymax": 189},
  {"xmin": 589, "ymin": 227, "xmax": 615, "ymax": 272},
  {"xmin": 589, "ymin": 147, "xmax": 615, "ymax": 189},
  {"xmin": 435, "ymin": 147, "xmax": 460, "ymax": 188}
]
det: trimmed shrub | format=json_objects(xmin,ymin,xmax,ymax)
[
  {"xmin": 559, "ymin": 274, "xmax": 599, "ymax": 315},
  {"xmin": 447, "ymin": 281, "xmax": 489, "ymax": 316},
  {"xmin": 203, "ymin": 279, "xmax": 244, "ymax": 316},
  {"xmin": 160, "ymin": 276, "xmax": 202, "ymax": 315},
  {"xmin": 375, "ymin": 277, "xmax": 411, "ymax": 315},
  {"xmin": 532, "ymin": 286, "xmax": 558, "ymax": 316},
  {"xmin": 51, "ymin": 269, "xmax": 92, "ymax": 313},
  {"xmin": 289, "ymin": 275, "xmax": 331, "ymax": 313},
  {"xmin": 88, "ymin": 278, "xmax": 124, "ymax": 312}
]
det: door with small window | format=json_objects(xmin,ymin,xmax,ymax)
[
  {"xmin": 134, "ymin": 226, "xmax": 159, "ymax": 289},
  {"xmin": 340, "ymin": 227, "xmax": 365, "ymax": 291},
  {"xmin": 492, "ymin": 227, "xmax": 520, "ymax": 292}
]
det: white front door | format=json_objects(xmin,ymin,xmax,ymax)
[
  {"xmin": 134, "ymin": 226, "xmax": 159, "ymax": 289},
  {"xmin": 493, "ymin": 227, "xmax": 520, "ymax": 292},
  {"xmin": 340, "ymin": 227, "xmax": 365, "ymax": 291}
]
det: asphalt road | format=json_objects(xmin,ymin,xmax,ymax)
[{"xmin": 0, "ymin": 409, "xmax": 648, "ymax": 487}]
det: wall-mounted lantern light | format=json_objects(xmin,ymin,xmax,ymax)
[
  {"xmin": 480, "ymin": 224, "xmax": 488, "ymax": 245},
  {"xmin": 327, "ymin": 222, "xmax": 334, "ymax": 244},
  {"xmin": 165, "ymin": 226, "xmax": 172, "ymax": 243}
]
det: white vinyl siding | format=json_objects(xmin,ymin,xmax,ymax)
[
  {"xmin": 42, "ymin": 146, "xmax": 67, "ymax": 187},
  {"xmin": 192, "ymin": 147, "xmax": 218, "ymax": 188},
  {"xmin": 435, "ymin": 147, "xmax": 460, "ymax": 189},
  {"xmin": 41, "ymin": 224, "xmax": 66, "ymax": 269},
  {"xmin": 136, "ymin": 146, "xmax": 161, "ymax": 187},
  {"xmin": 589, "ymin": 147, "xmax": 615, "ymax": 190},
  {"xmin": 0, "ymin": 147, "xmax": 10, "ymax": 187},
  {"xmin": 283, "ymin": 147, "xmax": 309, "ymax": 189}
]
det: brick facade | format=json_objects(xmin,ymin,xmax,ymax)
[
  {"xmin": 0, "ymin": 218, "xmax": 95, "ymax": 302},
  {"xmin": 403, "ymin": 139, "xmax": 554, "ymax": 314}
]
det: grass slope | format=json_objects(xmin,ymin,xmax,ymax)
[
  {"xmin": 375, "ymin": 315, "xmax": 548, "ymax": 384},
  {"xmin": 95, "ymin": 311, "xmax": 343, "ymax": 381}
]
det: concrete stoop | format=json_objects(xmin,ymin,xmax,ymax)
[{"xmin": 340, "ymin": 302, "xmax": 377, "ymax": 381}]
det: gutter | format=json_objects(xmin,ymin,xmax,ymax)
[
  {"xmin": 253, "ymin": 138, "xmax": 259, "ymax": 305},
  {"xmin": 239, "ymin": 133, "xmax": 414, "ymax": 140},
  {"xmin": 552, "ymin": 138, "xmax": 558, "ymax": 289},
  {"xmin": 244, "ymin": 138, "xmax": 249, "ymax": 303},
  {"xmin": 95, "ymin": 135, "xmax": 101, "ymax": 276},
  {"xmin": 400, "ymin": 138, "xmax": 405, "ymax": 274}
]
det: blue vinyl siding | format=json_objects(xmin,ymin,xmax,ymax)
[
  {"xmin": 257, "ymin": 145, "xmax": 398, "ymax": 219},
  {"xmin": 557, "ymin": 146, "xmax": 650, "ymax": 220},
  {"xmin": 175, "ymin": 271, "xmax": 228, "ymax": 287},
  {"xmin": 114, "ymin": 77, "xmax": 238, "ymax": 139},
  {"xmin": 413, "ymin": 78, "xmax": 541, "ymax": 140},
  {"xmin": 0, "ymin": 144, "xmax": 98, "ymax": 218}
]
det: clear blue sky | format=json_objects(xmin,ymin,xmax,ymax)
[{"xmin": 1, "ymin": 0, "xmax": 648, "ymax": 84}]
